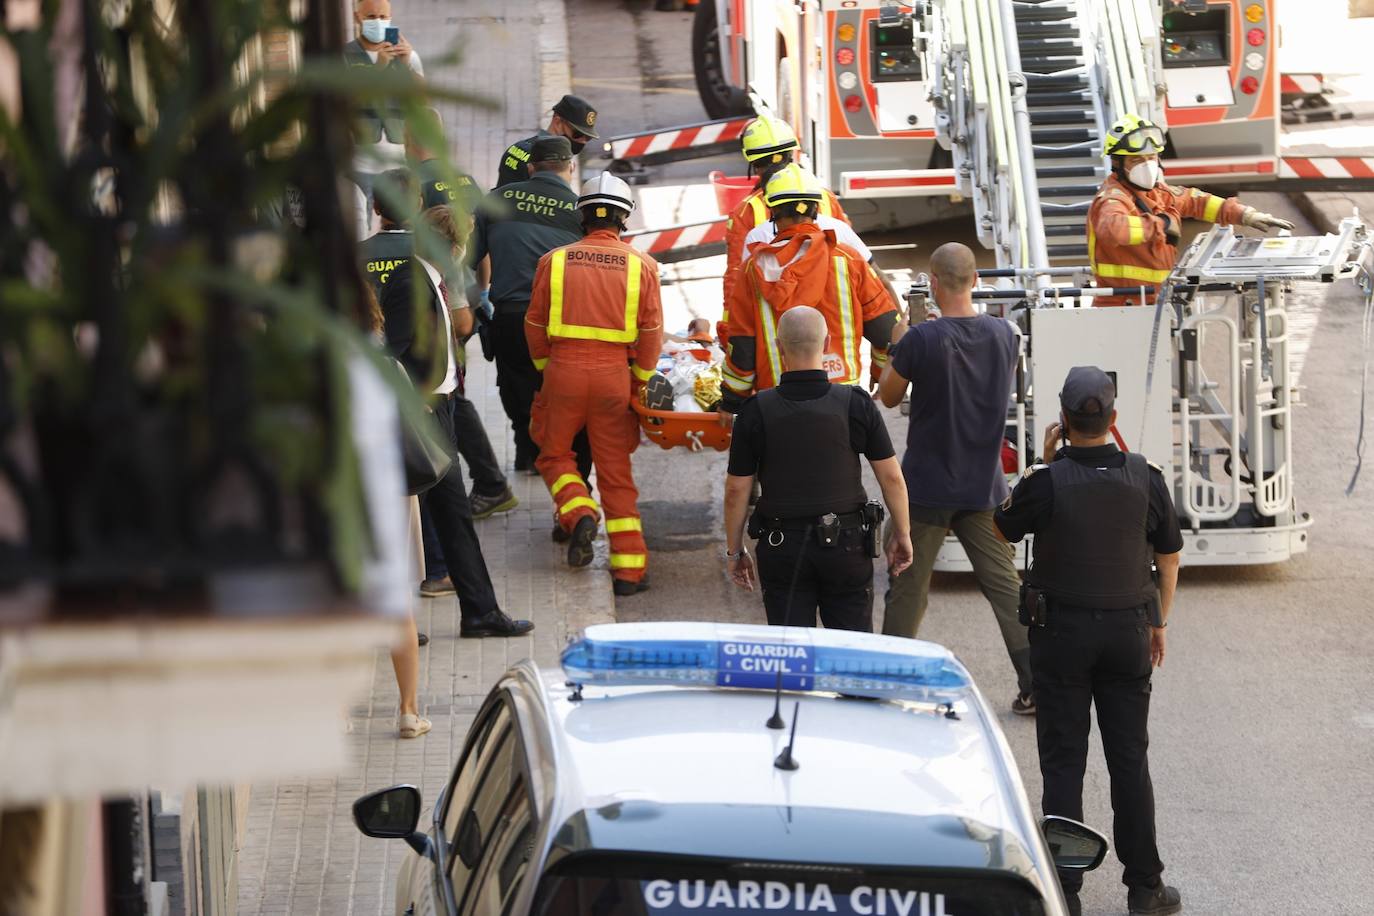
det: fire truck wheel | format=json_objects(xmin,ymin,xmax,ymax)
[{"xmin": 692, "ymin": 1, "xmax": 752, "ymax": 119}]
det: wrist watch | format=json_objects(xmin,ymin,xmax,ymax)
[{"xmin": 723, "ymin": 546, "xmax": 747, "ymax": 560}]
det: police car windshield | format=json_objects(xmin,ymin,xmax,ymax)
[{"xmin": 533, "ymin": 855, "xmax": 1047, "ymax": 916}]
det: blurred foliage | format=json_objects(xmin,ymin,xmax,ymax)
[{"xmin": 0, "ymin": 0, "xmax": 489, "ymax": 602}]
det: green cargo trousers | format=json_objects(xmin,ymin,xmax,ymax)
[{"xmin": 882, "ymin": 507, "xmax": 1032, "ymax": 698}]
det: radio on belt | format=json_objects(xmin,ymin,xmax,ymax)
[{"xmin": 560, "ymin": 621, "xmax": 971, "ymax": 703}]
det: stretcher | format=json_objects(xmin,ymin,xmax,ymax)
[{"xmin": 632, "ymin": 400, "xmax": 731, "ymax": 452}]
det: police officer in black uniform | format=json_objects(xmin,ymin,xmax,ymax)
[
  {"xmin": 993, "ymin": 366, "xmax": 1183, "ymax": 916},
  {"xmin": 494, "ymin": 94, "xmax": 599, "ymax": 188},
  {"xmin": 723, "ymin": 306, "xmax": 914, "ymax": 630},
  {"xmin": 469, "ymin": 135, "xmax": 591, "ymax": 482}
]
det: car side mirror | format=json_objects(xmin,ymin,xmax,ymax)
[
  {"xmin": 1040, "ymin": 815, "xmax": 1108, "ymax": 872},
  {"xmin": 353, "ymin": 785, "xmax": 432, "ymax": 858}
]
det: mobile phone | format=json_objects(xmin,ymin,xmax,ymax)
[{"xmin": 384, "ymin": 26, "xmax": 399, "ymax": 44}]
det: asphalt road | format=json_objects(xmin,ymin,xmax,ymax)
[{"xmin": 569, "ymin": 4, "xmax": 1374, "ymax": 913}]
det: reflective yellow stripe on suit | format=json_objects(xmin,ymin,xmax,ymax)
[
  {"xmin": 833, "ymin": 256, "xmax": 859, "ymax": 384},
  {"xmin": 758, "ymin": 295, "xmax": 782, "ymax": 384},
  {"xmin": 551, "ymin": 473, "xmax": 584, "ymax": 496},
  {"xmin": 1095, "ymin": 263, "xmax": 1171, "ymax": 283},
  {"xmin": 1088, "ymin": 224, "xmax": 1170, "ymax": 284},
  {"xmin": 559, "ymin": 496, "xmax": 599, "ymax": 515},
  {"xmin": 722, "ymin": 365, "xmax": 754, "ymax": 394},
  {"xmin": 1203, "ymin": 195, "xmax": 1223, "ymax": 222},
  {"xmin": 1126, "ymin": 216, "xmax": 1145, "ymax": 246},
  {"xmin": 610, "ymin": 553, "xmax": 647, "ymax": 569},
  {"xmin": 631, "ymin": 364, "xmax": 655, "ymax": 382},
  {"xmin": 606, "ymin": 517, "xmax": 642, "ymax": 534},
  {"xmin": 748, "ymin": 195, "xmax": 767, "ymax": 226},
  {"xmin": 548, "ymin": 249, "xmax": 641, "ymax": 343}
]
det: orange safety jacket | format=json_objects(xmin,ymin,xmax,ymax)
[
  {"xmin": 720, "ymin": 187, "xmax": 848, "ymax": 344},
  {"xmin": 721, "ymin": 221, "xmax": 896, "ymax": 409},
  {"xmin": 526, "ymin": 229, "xmax": 664, "ymax": 379},
  {"xmin": 1087, "ymin": 173, "xmax": 1246, "ymax": 306}
]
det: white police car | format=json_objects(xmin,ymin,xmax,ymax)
[{"xmin": 352, "ymin": 622, "xmax": 1108, "ymax": 916}]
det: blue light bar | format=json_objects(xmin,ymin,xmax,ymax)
[{"xmin": 560, "ymin": 622, "xmax": 970, "ymax": 703}]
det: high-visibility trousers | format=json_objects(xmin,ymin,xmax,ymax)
[{"xmin": 530, "ymin": 346, "xmax": 648, "ymax": 582}]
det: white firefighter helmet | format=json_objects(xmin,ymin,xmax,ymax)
[{"xmin": 578, "ymin": 172, "xmax": 636, "ymax": 218}]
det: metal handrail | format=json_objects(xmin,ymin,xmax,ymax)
[{"xmin": 1178, "ymin": 309, "xmax": 1243, "ymax": 525}]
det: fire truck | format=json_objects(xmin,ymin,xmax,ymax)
[
  {"xmin": 690, "ymin": 0, "xmax": 1306, "ymax": 249},
  {"xmin": 660, "ymin": 0, "xmax": 1374, "ymax": 568}
]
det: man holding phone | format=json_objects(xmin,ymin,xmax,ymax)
[
  {"xmin": 991, "ymin": 366, "xmax": 1183, "ymax": 916},
  {"xmin": 875, "ymin": 242, "xmax": 1034, "ymax": 714},
  {"xmin": 346, "ymin": 0, "xmax": 425, "ymax": 235}
]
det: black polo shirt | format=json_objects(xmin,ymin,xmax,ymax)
[
  {"xmin": 727, "ymin": 370, "xmax": 895, "ymax": 478},
  {"xmin": 994, "ymin": 444, "xmax": 1184, "ymax": 554}
]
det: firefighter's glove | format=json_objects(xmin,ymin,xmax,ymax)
[
  {"xmin": 1241, "ymin": 208, "xmax": 1295, "ymax": 233},
  {"xmin": 1158, "ymin": 213, "xmax": 1181, "ymax": 246}
]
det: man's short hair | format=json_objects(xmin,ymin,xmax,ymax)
[
  {"xmin": 929, "ymin": 241, "xmax": 977, "ymax": 291},
  {"xmin": 1064, "ymin": 405, "xmax": 1112, "ymax": 438},
  {"xmin": 373, "ymin": 169, "xmax": 417, "ymax": 226},
  {"xmin": 777, "ymin": 305, "xmax": 827, "ymax": 356}
]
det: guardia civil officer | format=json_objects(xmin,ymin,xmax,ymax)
[
  {"xmin": 469, "ymin": 135, "xmax": 590, "ymax": 479},
  {"xmin": 494, "ymin": 94, "xmax": 599, "ymax": 188},
  {"xmin": 993, "ymin": 366, "xmax": 1183, "ymax": 916},
  {"xmin": 723, "ymin": 306, "xmax": 913, "ymax": 631}
]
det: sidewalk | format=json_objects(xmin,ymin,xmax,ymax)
[{"xmin": 234, "ymin": 2, "xmax": 614, "ymax": 913}]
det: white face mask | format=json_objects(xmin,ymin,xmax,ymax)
[
  {"xmin": 360, "ymin": 18, "xmax": 390, "ymax": 43},
  {"xmin": 1126, "ymin": 158, "xmax": 1161, "ymax": 189}
]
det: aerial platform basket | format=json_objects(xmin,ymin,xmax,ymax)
[{"xmin": 632, "ymin": 400, "xmax": 731, "ymax": 452}]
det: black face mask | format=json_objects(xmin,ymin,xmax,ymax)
[{"xmin": 568, "ymin": 136, "xmax": 588, "ymax": 154}]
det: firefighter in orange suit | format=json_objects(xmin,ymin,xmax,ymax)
[
  {"xmin": 526, "ymin": 173, "xmax": 663, "ymax": 597},
  {"xmin": 1088, "ymin": 114, "xmax": 1294, "ymax": 307},
  {"xmin": 720, "ymin": 116, "xmax": 849, "ymax": 344},
  {"xmin": 719, "ymin": 164, "xmax": 898, "ymax": 416}
]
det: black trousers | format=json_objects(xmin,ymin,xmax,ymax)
[
  {"xmin": 490, "ymin": 307, "xmax": 591, "ymax": 479},
  {"xmin": 450, "ymin": 392, "xmax": 508, "ymax": 497},
  {"xmin": 755, "ymin": 525, "xmax": 873, "ymax": 631},
  {"xmin": 1030, "ymin": 605, "xmax": 1162, "ymax": 894},
  {"xmin": 490, "ymin": 308, "xmax": 542, "ymax": 462},
  {"xmin": 420, "ymin": 398, "xmax": 502, "ymax": 620}
]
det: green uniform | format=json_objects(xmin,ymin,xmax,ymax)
[
  {"xmin": 358, "ymin": 229, "xmax": 413, "ymax": 301},
  {"xmin": 468, "ymin": 172, "xmax": 581, "ymax": 308},
  {"xmin": 494, "ymin": 130, "xmax": 555, "ymax": 189},
  {"xmin": 415, "ymin": 159, "xmax": 482, "ymax": 214}
]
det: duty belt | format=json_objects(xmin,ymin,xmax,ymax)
[{"xmin": 756, "ymin": 509, "xmax": 865, "ymax": 531}]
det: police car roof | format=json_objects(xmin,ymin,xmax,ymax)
[{"xmin": 530, "ymin": 633, "xmax": 1042, "ymax": 876}]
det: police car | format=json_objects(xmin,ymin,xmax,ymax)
[{"xmin": 352, "ymin": 622, "xmax": 1108, "ymax": 915}]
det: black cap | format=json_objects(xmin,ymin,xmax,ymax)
[
  {"xmin": 553, "ymin": 94, "xmax": 599, "ymax": 139},
  {"xmin": 530, "ymin": 135, "xmax": 574, "ymax": 163},
  {"xmin": 1059, "ymin": 366, "xmax": 1116, "ymax": 415}
]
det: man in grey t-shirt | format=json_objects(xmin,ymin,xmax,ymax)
[{"xmin": 876, "ymin": 242, "xmax": 1033, "ymax": 715}]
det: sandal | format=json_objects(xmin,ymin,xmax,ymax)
[{"xmin": 398, "ymin": 713, "xmax": 431, "ymax": 739}]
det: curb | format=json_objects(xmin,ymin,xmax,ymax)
[
  {"xmin": 535, "ymin": 0, "xmax": 618, "ymax": 635},
  {"xmin": 1287, "ymin": 190, "xmax": 1374, "ymax": 235}
]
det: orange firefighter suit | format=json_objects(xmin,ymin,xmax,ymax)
[
  {"xmin": 526, "ymin": 229, "xmax": 663, "ymax": 583},
  {"xmin": 719, "ymin": 187, "xmax": 849, "ymax": 345},
  {"xmin": 720, "ymin": 221, "xmax": 897, "ymax": 411},
  {"xmin": 1087, "ymin": 173, "xmax": 1246, "ymax": 306}
]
